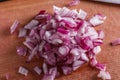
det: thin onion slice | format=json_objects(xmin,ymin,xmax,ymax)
[
  {"xmin": 10, "ymin": 20, "xmax": 19, "ymax": 34},
  {"xmin": 111, "ymin": 38, "xmax": 120, "ymax": 46}
]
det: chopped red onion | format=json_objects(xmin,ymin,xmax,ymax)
[
  {"xmin": 42, "ymin": 67, "xmax": 57, "ymax": 80},
  {"xmin": 89, "ymin": 14, "xmax": 106, "ymax": 26},
  {"xmin": 49, "ymin": 67, "xmax": 57, "ymax": 78},
  {"xmin": 18, "ymin": 66, "xmax": 28, "ymax": 76},
  {"xmin": 90, "ymin": 57, "xmax": 98, "ymax": 67},
  {"xmin": 111, "ymin": 38, "xmax": 120, "ymax": 46},
  {"xmin": 58, "ymin": 46, "xmax": 69, "ymax": 56},
  {"xmin": 70, "ymin": 48, "xmax": 80, "ymax": 56},
  {"xmin": 81, "ymin": 53, "xmax": 89, "ymax": 61},
  {"xmin": 42, "ymin": 62, "xmax": 48, "ymax": 74},
  {"xmin": 72, "ymin": 60, "xmax": 85, "ymax": 70},
  {"xmin": 28, "ymin": 45, "xmax": 38, "ymax": 61},
  {"xmin": 18, "ymin": 28, "xmax": 27, "ymax": 37},
  {"xmin": 16, "ymin": 47, "xmax": 27, "ymax": 56},
  {"xmin": 5, "ymin": 74, "xmax": 9, "ymax": 80},
  {"xmin": 23, "ymin": 41, "xmax": 34, "ymax": 50},
  {"xmin": 39, "ymin": 41, "xmax": 46, "ymax": 52},
  {"xmin": 96, "ymin": 63, "xmax": 106, "ymax": 71},
  {"xmin": 42, "ymin": 74, "xmax": 55, "ymax": 80},
  {"xmin": 13, "ymin": 6, "xmax": 110, "ymax": 80},
  {"xmin": 62, "ymin": 66, "xmax": 72, "ymax": 75},
  {"xmin": 97, "ymin": 30, "xmax": 105, "ymax": 39},
  {"xmin": 92, "ymin": 46, "xmax": 101, "ymax": 55},
  {"xmin": 33, "ymin": 66, "xmax": 42, "ymax": 75},
  {"xmin": 78, "ymin": 9, "xmax": 87, "ymax": 20},
  {"xmin": 69, "ymin": 0, "xmax": 80, "ymax": 6},
  {"xmin": 24, "ymin": 20, "xmax": 39, "ymax": 29},
  {"xmin": 10, "ymin": 20, "xmax": 19, "ymax": 34},
  {"xmin": 97, "ymin": 70, "xmax": 111, "ymax": 80}
]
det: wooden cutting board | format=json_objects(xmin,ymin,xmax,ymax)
[{"xmin": 0, "ymin": 0, "xmax": 120, "ymax": 80}]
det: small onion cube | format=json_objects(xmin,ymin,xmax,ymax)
[
  {"xmin": 78, "ymin": 9, "xmax": 87, "ymax": 20},
  {"xmin": 18, "ymin": 66, "xmax": 28, "ymax": 76},
  {"xmin": 24, "ymin": 20, "xmax": 39, "ymax": 29},
  {"xmin": 81, "ymin": 53, "xmax": 89, "ymax": 61},
  {"xmin": 70, "ymin": 48, "xmax": 80, "ymax": 56},
  {"xmin": 97, "ymin": 30, "xmax": 105, "ymax": 39},
  {"xmin": 16, "ymin": 47, "xmax": 27, "ymax": 56},
  {"xmin": 33, "ymin": 66, "xmax": 42, "ymax": 75},
  {"xmin": 73, "ymin": 60, "xmax": 85, "ymax": 67},
  {"xmin": 97, "ymin": 70, "xmax": 111, "ymax": 80},
  {"xmin": 92, "ymin": 46, "xmax": 101, "ymax": 55},
  {"xmin": 18, "ymin": 28, "xmax": 27, "ymax": 37},
  {"xmin": 89, "ymin": 14, "xmax": 106, "ymax": 26},
  {"xmin": 58, "ymin": 46, "xmax": 69, "ymax": 56}
]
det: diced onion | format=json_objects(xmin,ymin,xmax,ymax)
[
  {"xmin": 18, "ymin": 66, "xmax": 28, "ymax": 76},
  {"xmin": 13, "ymin": 6, "xmax": 110, "ymax": 80}
]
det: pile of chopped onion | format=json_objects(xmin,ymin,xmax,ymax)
[{"xmin": 11, "ymin": 6, "xmax": 111, "ymax": 80}]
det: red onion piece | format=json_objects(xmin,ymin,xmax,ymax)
[
  {"xmin": 18, "ymin": 66, "xmax": 28, "ymax": 76},
  {"xmin": 27, "ymin": 45, "xmax": 38, "ymax": 61},
  {"xmin": 92, "ymin": 46, "xmax": 101, "ymax": 55},
  {"xmin": 97, "ymin": 70, "xmax": 111, "ymax": 80},
  {"xmin": 33, "ymin": 66, "xmax": 42, "ymax": 75},
  {"xmin": 111, "ymin": 38, "xmax": 120, "ymax": 46},
  {"xmin": 69, "ymin": 0, "xmax": 80, "ymax": 6},
  {"xmin": 49, "ymin": 67, "xmax": 57, "ymax": 78},
  {"xmin": 62, "ymin": 66, "xmax": 73, "ymax": 75},
  {"xmin": 18, "ymin": 28, "xmax": 27, "ymax": 37},
  {"xmin": 42, "ymin": 74, "xmax": 55, "ymax": 80},
  {"xmin": 89, "ymin": 14, "xmax": 106, "ymax": 26},
  {"xmin": 10, "ymin": 20, "xmax": 19, "ymax": 34},
  {"xmin": 16, "ymin": 47, "xmax": 27, "ymax": 56},
  {"xmin": 5, "ymin": 74, "xmax": 9, "ymax": 80},
  {"xmin": 58, "ymin": 46, "xmax": 69, "ymax": 56},
  {"xmin": 72, "ymin": 60, "xmax": 85, "ymax": 70},
  {"xmin": 96, "ymin": 63, "xmax": 106, "ymax": 71},
  {"xmin": 70, "ymin": 48, "xmax": 80, "ymax": 56},
  {"xmin": 97, "ymin": 30, "xmax": 105, "ymax": 39},
  {"xmin": 42, "ymin": 62, "xmax": 48, "ymax": 74},
  {"xmin": 24, "ymin": 20, "xmax": 39, "ymax": 29},
  {"xmin": 78, "ymin": 9, "xmax": 87, "ymax": 20}
]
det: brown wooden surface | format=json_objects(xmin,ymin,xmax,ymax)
[{"xmin": 0, "ymin": 0, "xmax": 120, "ymax": 80}]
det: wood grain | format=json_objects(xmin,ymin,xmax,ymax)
[{"xmin": 0, "ymin": 0, "xmax": 120, "ymax": 80}]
